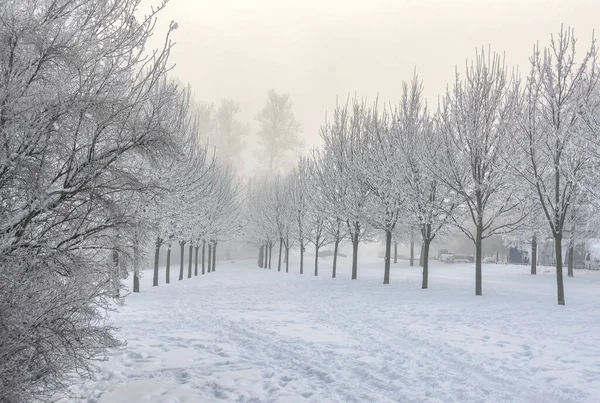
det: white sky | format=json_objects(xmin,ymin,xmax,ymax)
[{"xmin": 142, "ymin": 0, "xmax": 600, "ymax": 170}]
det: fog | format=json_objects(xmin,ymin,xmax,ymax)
[{"xmin": 143, "ymin": 0, "xmax": 599, "ymax": 174}]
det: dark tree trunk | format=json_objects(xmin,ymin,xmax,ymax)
[
  {"xmin": 555, "ymin": 234, "xmax": 565, "ymax": 305},
  {"xmin": 166, "ymin": 245, "xmax": 171, "ymax": 284},
  {"xmin": 351, "ymin": 236, "xmax": 359, "ymax": 280},
  {"xmin": 394, "ymin": 240, "xmax": 398, "ymax": 264},
  {"xmin": 285, "ymin": 245, "xmax": 289, "ymax": 273},
  {"xmin": 332, "ymin": 238, "xmax": 339, "ymax": 278},
  {"xmin": 207, "ymin": 243, "xmax": 212, "ymax": 273},
  {"xmin": 419, "ymin": 243, "xmax": 424, "ymax": 267},
  {"xmin": 133, "ymin": 271, "xmax": 139, "ymax": 293},
  {"xmin": 278, "ymin": 237, "xmax": 283, "ymax": 272},
  {"xmin": 188, "ymin": 244, "xmax": 193, "ymax": 278},
  {"xmin": 567, "ymin": 241, "xmax": 574, "ymax": 278},
  {"xmin": 212, "ymin": 242, "xmax": 217, "ymax": 272},
  {"xmin": 410, "ymin": 240, "xmax": 414, "ymax": 266},
  {"xmin": 300, "ymin": 241, "xmax": 304, "ymax": 274},
  {"xmin": 531, "ymin": 236, "xmax": 537, "ymax": 275},
  {"xmin": 314, "ymin": 238, "xmax": 320, "ymax": 276},
  {"xmin": 179, "ymin": 242, "xmax": 185, "ymax": 280},
  {"xmin": 258, "ymin": 245, "xmax": 264, "ymax": 268},
  {"xmin": 112, "ymin": 249, "xmax": 120, "ymax": 297},
  {"xmin": 383, "ymin": 229, "xmax": 392, "ymax": 284},
  {"xmin": 133, "ymin": 236, "xmax": 140, "ymax": 293},
  {"xmin": 268, "ymin": 242, "xmax": 273, "ymax": 269},
  {"xmin": 264, "ymin": 243, "xmax": 269, "ymax": 268},
  {"xmin": 422, "ymin": 238, "xmax": 431, "ymax": 289},
  {"xmin": 194, "ymin": 246, "xmax": 199, "ymax": 276},
  {"xmin": 475, "ymin": 225, "xmax": 482, "ymax": 296},
  {"xmin": 153, "ymin": 237, "xmax": 161, "ymax": 287},
  {"xmin": 202, "ymin": 240, "xmax": 206, "ymax": 274}
]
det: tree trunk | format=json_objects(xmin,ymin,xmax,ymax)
[
  {"xmin": 166, "ymin": 245, "xmax": 171, "ymax": 284},
  {"xmin": 567, "ymin": 241, "xmax": 574, "ymax": 278},
  {"xmin": 258, "ymin": 245, "xmax": 264, "ymax": 268},
  {"xmin": 133, "ymin": 235, "xmax": 140, "ymax": 293},
  {"xmin": 285, "ymin": 246, "xmax": 289, "ymax": 273},
  {"xmin": 188, "ymin": 244, "xmax": 193, "ymax": 278},
  {"xmin": 394, "ymin": 240, "xmax": 398, "ymax": 264},
  {"xmin": 278, "ymin": 237, "xmax": 283, "ymax": 272},
  {"xmin": 194, "ymin": 246, "xmax": 199, "ymax": 276},
  {"xmin": 133, "ymin": 270, "xmax": 139, "ymax": 293},
  {"xmin": 207, "ymin": 243, "xmax": 212, "ymax": 273},
  {"xmin": 153, "ymin": 238, "xmax": 161, "ymax": 287},
  {"xmin": 410, "ymin": 240, "xmax": 414, "ymax": 266},
  {"xmin": 422, "ymin": 238, "xmax": 431, "ymax": 289},
  {"xmin": 419, "ymin": 244, "xmax": 424, "ymax": 267},
  {"xmin": 314, "ymin": 238, "xmax": 320, "ymax": 276},
  {"xmin": 264, "ymin": 243, "xmax": 269, "ymax": 268},
  {"xmin": 202, "ymin": 240, "xmax": 206, "ymax": 274},
  {"xmin": 383, "ymin": 229, "xmax": 392, "ymax": 284},
  {"xmin": 475, "ymin": 225, "xmax": 482, "ymax": 296},
  {"xmin": 212, "ymin": 242, "xmax": 217, "ymax": 272},
  {"xmin": 555, "ymin": 234, "xmax": 565, "ymax": 305},
  {"xmin": 531, "ymin": 236, "xmax": 537, "ymax": 275},
  {"xmin": 300, "ymin": 240, "xmax": 304, "ymax": 274},
  {"xmin": 332, "ymin": 238, "xmax": 339, "ymax": 278},
  {"xmin": 179, "ymin": 242, "xmax": 185, "ymax": 280},
  {"xmin": 268, "ymin": 242, "xmax": 273, "ymax": 269},
  {"xmin": 351, "ymin": 236, "xmax": 359, "ymax": 280},
  {"xmin": 112, "ymin": 249, "xmax": 120, "ymax": 297}
]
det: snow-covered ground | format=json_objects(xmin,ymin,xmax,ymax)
[{"xmin": 62, "ymin": 257, "xmax": 600, "ymax": 403}]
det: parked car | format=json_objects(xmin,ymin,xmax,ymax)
[
  {"xmin": 483, "ymin": 257, "xmax": 497, "ymax": 264},
  {"xmin": 451, "ymin": 254, "xmax": 474, "ymax": 264},
  {"xmin": 439, "ymin": 253, "xmax": 454, "ymax": 263}
]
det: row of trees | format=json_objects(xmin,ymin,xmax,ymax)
[
  {"xmin": 246, "ymin": 26, "xmax": 600, "ymax": 307},
  {"xmin": 0, "ymin": 1, "xmax": 241, "ymax": 402}
]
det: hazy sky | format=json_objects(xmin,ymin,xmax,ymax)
[{"xmin": 143, "ymin": 0, "xmax": 600, "ymax": 167}]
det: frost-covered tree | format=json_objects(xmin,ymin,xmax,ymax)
[
  {"xmin": 317, "ymin": 100, "xmax": 372, "ymax": 280},
  {"xmin": 202, "ymin": 163, "xmax": 244, "ymax": 272},
  {"xmin": 394, "ymin": 76, "xmax": 455, "ymax": 289},
  {"xmin": 437, "ymin": 48, "xmax": 524, "ymax": 297},
  {"xmin": 256, "ymin": 89, "xmax": 303, "ymax": 174},
  {"xmin": 289, "ymin": 157, "xmax": 312, "ymax": 274},
  {"xmin": 273, "ymin": 175, "xmax": 296, "ymax": 272},
  {"xmin": 0, "ymin": 0, "xmax": 183, "ymax": 401},
  {"xmin": 311, "ymin": 149, "xmax": 347, "ymax": 278},
  {"xmin": 512, "ymin": 27, "xmax": 598, "ymax": 305},
  {"xmin": 354, "ymin": 103, "xmax": 404, "ymax": 284}
]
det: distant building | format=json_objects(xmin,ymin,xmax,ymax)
[{"xmin": 508, "ymin": 247, "xmax": 529, "ymax": 264}]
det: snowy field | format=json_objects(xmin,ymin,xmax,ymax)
[{"xmin": 62, "ymin": 257, "xmax": 600, "ymax": 403}]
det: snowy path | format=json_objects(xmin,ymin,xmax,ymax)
[{"xmin": 63, "ymin": 258, "xmax": 600, "ymax": 402}]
